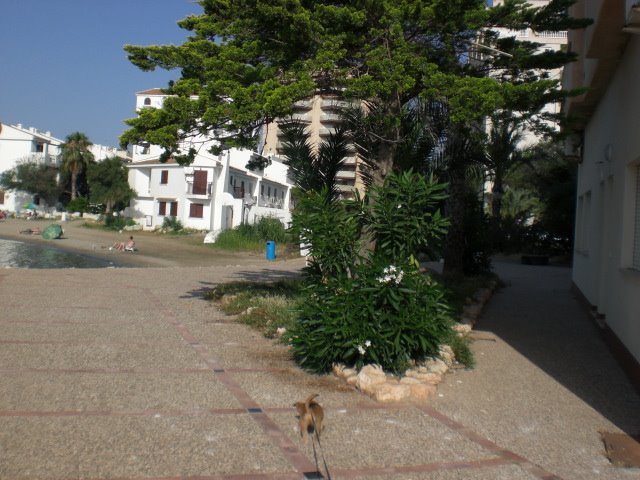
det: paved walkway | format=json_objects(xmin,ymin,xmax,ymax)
[{"xmin": 0, "ymin": 260, "xmax": 639, "ymax": 479}]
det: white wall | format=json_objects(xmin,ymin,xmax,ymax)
[{"xmin": 572, "ymin": 35, "xmax": 640, "ymax": 363}]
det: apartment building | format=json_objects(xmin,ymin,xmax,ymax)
[
  {"xmin": 125, "ymin": 89, "xmax": 293, "ymax": 233},
  {"xmin": 261, "ymin": 94, "xmax": 363, "ymax": 197},
  {"xmin": 0, "ymin": 122, "xmax": 63, "ymax": 212}
]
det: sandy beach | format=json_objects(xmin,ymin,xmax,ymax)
[{"xmin": 0, "ymin": 217, "xmax": 302, "ymax": 269}]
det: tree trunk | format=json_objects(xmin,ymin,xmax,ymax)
[
  {"xmin": 70, "ymin": 170, "xmax": 78, "ymax": 200},
  {"xmin": 490, "ymin": 172, "xmax": 504, "ymax": 220},
  {"xmin": 443, "ymin": 172, "xmax": 466, "ymax": 276}
]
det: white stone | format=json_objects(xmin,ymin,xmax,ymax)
[
  {"xmin": 400, "ymin": 376, "xmax": 422, "ymax": 385},
  {"xmin": 409, "ymin": 383, "xmax": 437, "ymax": 401},
  {"xmin": 424, "ymin": 358, "xmax": 448, "ymax": 375},
  {"xmin": 342, "ymin": 368, "xmax": 358, "ymax": 378},
  {"xmin": 372, "ymin": 383, "xmax": 411, "ymax": 402},
  {"xmin": 415, "ymin": 372, "xmax": 442, "ymax": 385},
  {"xmin": 356, "ymin": 364, "xmax": 387, "ymax": 393},
  {"xmin": 439, "ymin": 345, "xmax": 455, "ymax": 367},
  {"xmin": 452, "ymin": 323, "xmax": 472, "ymax": 336},
  {"xmin": 332, "ymin": 363, "xmax": 346, "ymax": 378},
  {"xmin": 346, "ymin": 374, "xmax": 358, "ymax": 386}
]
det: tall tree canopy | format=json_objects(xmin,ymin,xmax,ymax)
[
  {"xmin": 0, "ymin": 162, "xmax": 61, "ymax": 205},
  {"xmin": 121, "ymin": 0, "xmax": 589, "ymax": 275},
  {"xmin": 86, "ymin": 157, "xmax": 135, "ymax": 214},
  {"xmin": 61, "ymin": 132, "xmax": 94, "ymax": 200},
  {"xmin": 121, "ymin": 0, "xmax": 589, "ymax": 175}
]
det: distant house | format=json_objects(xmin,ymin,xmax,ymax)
[
  {"xmin": 563, "ymin": 1, "xmax": 640, "ymax": 381},
  {"xmin": 0, "ymin": 122, "xmax": 63, "ymax": 212},
  {"xmin": 0, "ymin": 122, "xmax": 129, "ymax": 214},
  {"xmin": 125, "ymin": 89, "xmax": 293, "ymax": 232}
]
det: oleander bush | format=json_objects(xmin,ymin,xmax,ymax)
[{"xmin": 288, "ymin": 171, "xmax": 458, "ymax": 374}]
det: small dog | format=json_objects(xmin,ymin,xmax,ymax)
[{"xmin": 294, "ymin": 393, "xmax": 324, "ymax": 444}]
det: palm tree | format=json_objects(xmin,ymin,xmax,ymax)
[
  {"xmin": 485, "ymin": 112, "xmax": 524, "ymax": 221},
  {"xmin": 278, "ymin": 121, "xmax": 350, "ymax": 201},
  {"xmin": 61, "ymin": 132, "xmax": 94, "ymax": 200}
]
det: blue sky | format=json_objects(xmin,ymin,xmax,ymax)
[{"xmin": 0, "ymin": 0, "xmax": 200, "ymax": 147}]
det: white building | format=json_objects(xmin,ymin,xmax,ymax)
[
  {"xmin": 0, "ymin": 122, "xmax": 129, "ymax": 214},
  {"xmin": 0, "ymin": 122, "xmax": 63, "ymax": 212},
  {"xmin": 563, "ymin": 0, "xmax": 640, "ymax": 382},
  {"xmin": 489, "ymin": 0, "xmax": 568, "ymax": 146},
  {"xmin": 125, "ymin": 89, "xmax": 293, "ymax": 233}
]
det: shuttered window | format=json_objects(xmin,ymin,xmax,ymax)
[
  {"xmin": 158, "ymin": 201, "xmax": 166, "ymax": 216},
  {"xmin": 160, "ymin": 170, "xmax": 168, "ymax": 184},
  {"xmin": 633, "ymin": 167, "xmax": 640, "ymax": 270},
  {"xmin": 189, "ymin": 203, "xmax": 204, "ymax": 218},
  {"xmin": 170, "ymin": 201, "xmax": 178, "ymax": 217},
  {"xmin": 0, "ymin": 190, "xmax": 4, "ymax": 204},
  {"xmin": 193, "ymin": 170, "xmax": 208, "ymax": 195}
]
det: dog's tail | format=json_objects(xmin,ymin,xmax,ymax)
[{"xmin": 305, "ymin": 393, "xmax": 319, "ymax": 408}]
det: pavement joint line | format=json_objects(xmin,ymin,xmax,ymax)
[
  {"xmin": 0, "ymin": 367, "xmax": 212, "ymax": 374},
  {"xmin": 147, "ymin": 287, "xmax": 320, "ymax": 477},
  {"xmin": 327, "ymin": 456, "xmax": 513, "ymax": 477},
  {"xmin": 417, "ymin": 405, "xmax": 565, "ymax": 480}
]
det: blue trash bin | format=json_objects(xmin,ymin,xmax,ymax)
[{"xmin": 266, "ymin": 240, "xmax": 276, "ymax": 261}]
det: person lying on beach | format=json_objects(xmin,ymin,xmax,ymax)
[
  {"xmin": 19, "ymin": 227, "xmax": 41, "ymax": 235},
  {"xmin": 110, "ymin": 236, "xmax": 135, "ymax": 252}
]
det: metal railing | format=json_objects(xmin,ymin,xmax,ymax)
[{"xmin": 186, "ymin": 181, "xmax": 212, "ymax": 196}]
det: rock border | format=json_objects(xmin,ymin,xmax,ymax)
[{"xmin": 332, "ymin": 278, "xmax": 499, "ymax": 403}]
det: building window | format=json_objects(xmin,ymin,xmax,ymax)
[
  {"xmin": 170, "ymin": 201, "xmax": 178, "ymax": 217},
  {"xmin": 0, "ymin": 190, "xmax": 4, "ymax": 204},
  {"xmin": 158, "ymin": 201, "xmax": 167, "ymax": 216},
  {"xmin": 189, "ymin": 203, "xmax": 204, "ymax": 218},
  {"xmin": 35, "ymin": 143, "xmax": 44, "ymax": 153},
  {"xmin": 633, "ymin": 168, "xmax": 640, "ymax": 270},
  {"xmin": 160, "ymin": 170, "xmax": 168, "ymax": 184},
  {"xmin": 193, "ymin": 170, "xmax": 208, "ymax": 195},
  {"xmin": 576, "ymin": 191, "xmax": 591, "ymax": 254},
  {"xmin": 144, "ymin": 97, "xmax": 151, "ymax": 106}
]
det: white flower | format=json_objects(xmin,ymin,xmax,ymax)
[
  {"xmin": 376, "ymin": 265, "xmax": 404, "ymax": 284},
  {"xmin": 357, "ymin": 345, "xmax": 366, "ymax": 355},
  {"xmin": 364, "ymin": 340, "xmax": 371, "ymax": 347}
]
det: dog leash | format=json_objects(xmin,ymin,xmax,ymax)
[{"xmin": 310, "ymin": 416, "xmax": 332, "ymax": 480}]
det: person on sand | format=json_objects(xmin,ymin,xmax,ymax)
[
  {"xmin": 19, "ymin": 227, "xmax": 41, "ymax": 235},
  {"xmin": 124, "ymin": 236, "xmax": 136, "ymax": 252},
  {"xmin": 110, "ymin": 236, "xmax": 135, "ymax": 252}
]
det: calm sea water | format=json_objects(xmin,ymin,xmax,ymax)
[{"xmin": 0, "ymin": 238, "xmax": 121, "ymax": 269}]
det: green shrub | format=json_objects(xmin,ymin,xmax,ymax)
[
  {"xmin": 104, "ymin": 214, "xmax": 136, "ymax": 230},
  {"xmin": 255, "ymin": 216, "xmax": 287, "ymax": 243},
  {"xmin": 212, "ymin": 228, "xmax": 264, "ymax": 251},
  {"xmin": 286, "ymin": 171, "xmax": 460, "ymax": 374},
  {"xmin": 162, "ymin": 216, "xmax": 184, "ymax": 233},
  {"xmin": 66, "ymin": 197, "xmax": 89, "ymax": 213},
  {"xmin": 288, "ymin": 258, "xmax": 453, "ymax": 374},
  {"xmin": 290, "ymin": 189, "xmax": 364, "ymax": 279}
]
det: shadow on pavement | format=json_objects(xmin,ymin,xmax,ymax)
[{"xmin": 479, "ymin": 262, "xmax": 640, "ymax": 435}]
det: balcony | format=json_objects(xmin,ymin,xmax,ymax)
[
  {"xmin": 292, "ymin": 99, "xmax": 313, "ymax": 110},
  {"xmin": 186, "ymin": 181, "xmax": 212, "ymax": 197},
  {"xmin": 258, "ymin": 195, "xmax": 284, "ymax": 209},
  {"xmin": 320, "ymin": 98, "xmax": 353, "ymax": 110},
  {"xmin": 320, "ymin": 112, "xmax": 342, "ymax": 123},
  {"xmin": 28, "ymin": 153, "xmax": 60, "ymax": 167}
]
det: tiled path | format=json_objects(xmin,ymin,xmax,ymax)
[{"xmin": 1, "ymin": 261, "xmax": 638, "ymax": 479}]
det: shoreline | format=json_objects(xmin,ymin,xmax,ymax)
[{"xmin": 0, "ymin": 218, "xmax": 304, "ymax": 269}]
